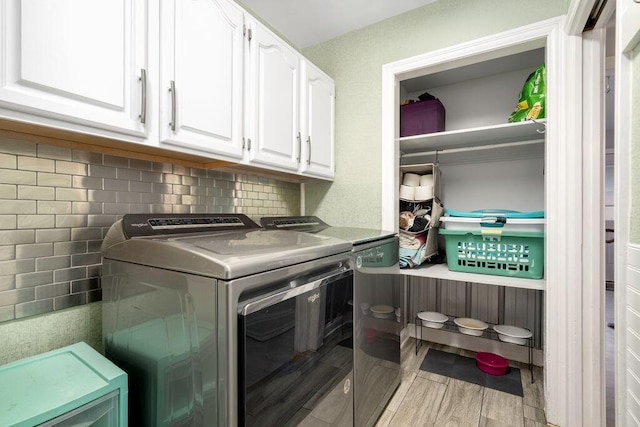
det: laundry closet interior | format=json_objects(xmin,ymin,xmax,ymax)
[{"xmin": 389, "ymin": 29, "xmax": 551, "ymax": 366}]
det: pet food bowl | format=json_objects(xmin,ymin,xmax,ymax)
[
  {"xmin": 453, "ymin": 317, "xmax": 488, "ymax": 336},
  {"xmin": 493, "ymin": 324, "xmax": 532, "ymax": 345},
  {"xmin": 475, "ymin": 352, "xmax": 509, "ymax": 376},
  {"xmin": 417, "ymin": 311, "xmax": 448, "ymax": 329},
  {"xmin": 370, "ymin": 305, "xmax": 394, "ymax": 319}
]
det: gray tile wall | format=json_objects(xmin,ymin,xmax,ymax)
[{"xmin": 0, "ymin": 137, "xmax": 301, "ymax": 323}]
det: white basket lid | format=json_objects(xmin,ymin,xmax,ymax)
[
  {"xmin": 445, "ymin": 209, "xmax": 544, "ymax": 218},
  {"xmin": 417, "ymin": 311, "xmax": 448, "ymax": 323},
  {"xmin": 493, "ymin": 324, "xmax": 532, "ymax": 339},
  {"xmin": 440, "ymin": 217, "xmax": 545, "ymax": 224}
]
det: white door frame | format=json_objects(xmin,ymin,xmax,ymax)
[
  {"xmin": 567, "ymin": 3, "xmax": 611, "ymax": 426},
  {"xmin": 615, "ymin": 0, "xmax": 640, "ymax": 424},
  {"xmin": 381, "ymin": 16, "xmax": 584, "ymax": 425},
  {"xmin": 580, "ymin": 27, "xmax": 608, "ymax": 427},
  {"xmin": 570, "ymin": 0, "xmax": 640, "ymax": 423}
]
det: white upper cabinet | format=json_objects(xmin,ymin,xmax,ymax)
[
  {"xmin": 159, "ymin": 0, "xmax": 244, "ymax": 160},
  {"xmin": 244, "ymin": 22, "xmax": 335, "ymax": 179},
  {"xmin": 0, "ymin": 0, "xmax": 147, "ymax": 137},
  {"xmin": 300, "ymin": 61, "xmax": 335, "ymax": 179},
  {"xmin": 245, "ymin": 19, "xmax": 301, "ymax": 172},
  {"xmin": 0, "ymin": 0, "xmax": 335, "ymax": 180}
]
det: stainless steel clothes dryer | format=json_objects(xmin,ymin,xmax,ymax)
[
  {"xmin": 261, "ymin": 216, "xmax": 402, "ymax": 427},
  {"xmin": 101, "ymin": 214, "xmax": 354, "ymax": 427}
]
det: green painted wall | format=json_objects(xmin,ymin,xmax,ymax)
[
  {"xmin": 0, "ymin": 303, "xmax": 102, "ymax": 365},
  {"xmin": 302, "ymin": 0, "xmax": 569, "ymax": 228}
]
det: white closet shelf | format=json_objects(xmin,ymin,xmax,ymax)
[
  {"xmin": 399, "ymin": 119, "xmax": 546, "ymax": 154},
  {"xmin": 400, "ymin": 263, "xmax": 545, "ymax": 290}
]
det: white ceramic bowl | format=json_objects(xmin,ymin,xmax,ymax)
[
  {"xmin": 370, "ymin": 305, "xmax": 394, "ymax": 319},
  {"xmin": 417, "ymin": 311, "xmax": 448, "ymax": 329},
  {"xmin": 454, "ymin": 317, "xmax": 489, "ymax": 336},
  {"xmin": 493, "ymin": 324, "xmax": 532, "ymax": 345}
]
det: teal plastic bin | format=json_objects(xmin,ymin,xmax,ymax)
[
  {"xmin": 0, "ymin": 342, "xmax": 127, "ymax": 427},
  {"xmin": 444, "ymin": 209, "xmax": 544, "ymax": 219},
  {"xmin": 439, "ymin": 228, "xmax": 544, "ymax": 279}
]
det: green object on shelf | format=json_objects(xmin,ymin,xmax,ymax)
[
  {"xmin": 439, "ymin": 228, "xmax": 544, "ymax": 279},
  {"xmin": 508, "ymin": 64, "xmax": 546, "ymax": 123}
]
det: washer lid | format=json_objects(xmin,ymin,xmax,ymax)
[
  {"xmin": 260, "ymin": 216, "xmax": 395, "ymax": 245},
  {"xmin": 103, "ymin": 229, "xmax": 352, "ymax": 279},
  {"xmin": 314, "ymin": 227, "xmax": 396, "ymax": 246}
]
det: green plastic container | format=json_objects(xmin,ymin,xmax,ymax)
[
  {"xmin": 0, "ymin": 342, "xmax": 127, "ymax": 427},
  {"xmin": 439, "ymin": 228, "xmax": 544, "ymax": 279}
]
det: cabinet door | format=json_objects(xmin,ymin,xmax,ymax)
[
  {"xmin": 0, "ymin": 0, "xmax": 147, "ymax": 137},
  {"xmin": 300, "ymin": 61, "xmax": 335, "ymax": 179},
  {"xmin": 245, "ymin": 20, "xmax": 300, "ymax": 172},
  {"xmin": 160, "ymin": 0, "xmax": 244, "ymax": 160}
]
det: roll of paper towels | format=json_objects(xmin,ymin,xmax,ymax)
[
  {"xmin": 419, "ymin": 174, "xmax": 434, "ymax": 187},
  {"xmin": 399, "ymin": 185, "xmax": 415, "ymax": 200},
  {"xmin": 402, "ymin": 173, "xmax": 420, "ymax": 186},
  {"xmin": 414, "ymin": 185, "xmax": 433, "ymax": 201}
]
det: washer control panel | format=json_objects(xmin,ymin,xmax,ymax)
[{"xmin": 122, "ymin": 213, "xmax": 260, "ymax": 237}]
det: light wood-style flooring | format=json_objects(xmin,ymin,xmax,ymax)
[{"xmin": 375, "ymin": 339, "xmax": 546, "ymax": 427}]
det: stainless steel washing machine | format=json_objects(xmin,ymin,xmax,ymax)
[
  {"xmin": 261, "ymin": 216, "xmax": 402, "ymax": 427},
  {"xmin": 101, "ymin": 214, "xmax": 354, "ymax": 427}
]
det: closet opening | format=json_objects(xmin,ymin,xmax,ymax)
[{"xmin": 603, "ymin": 14, "xmax": 615, "ymax": 427}]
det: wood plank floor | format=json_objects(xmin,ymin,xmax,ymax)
[{"xmin": 376, "ymin": 339, "xmax": 546, "ymax": 427}]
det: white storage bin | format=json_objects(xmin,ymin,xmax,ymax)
[
  {"xmin": 440, "ymin": 216, "xmax": 545, "ymax": 232},
  {"xmin": 440, "ymin": 209, "xmax": 544, "ymax": 233}
]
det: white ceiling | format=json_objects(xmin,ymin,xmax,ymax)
[{"xmin": 240, "ymin": 0, "xmax": 439, "ymax": 49}]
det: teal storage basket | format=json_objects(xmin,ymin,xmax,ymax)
[{"xmin": 439, "ymin": 228, "xmax": 544, "ymax": 279}]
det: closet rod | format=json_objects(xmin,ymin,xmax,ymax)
[{"xmin": 400, "ymin": 139, "xmax": 543, "ymax": 159}]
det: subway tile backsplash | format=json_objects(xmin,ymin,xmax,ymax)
[{"xmin": 0, "ymin": 137, "xmax": 301, "ymax": 323}]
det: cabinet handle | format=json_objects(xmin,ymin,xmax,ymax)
[
  {"xmin": 296, "ymin": 132, "xmax": 301, "ymax": 162},
  {"xmin": 169, "ymin": 80, "xmax": 176, "ymax": 131},
  {"xmin": 139, "ymin": 69, "xmax": 147, "ymax": 124},
  {"xmin": 306, "ymin": 136, "xmax": 311, "ymax": 165}
]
